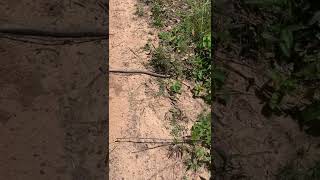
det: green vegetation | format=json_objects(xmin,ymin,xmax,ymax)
[
  {"xmin": 169, "ymin": 80, "xmax": 182, "ymax": 94},
  {"xmin": 167, "ymin": 107, "xmax": 186, "ymax": 138},
  {"xmin": 148, "ymin": 0, "xmax": 212, "ymax": 103},
  {"xmin": 215, "ymin": 0, "xmax": 320, "ymax": 135},
  {"xmin": 150, "ymin": 0, "xmax": 165, "ymax": 27},
  {"xmin": 168, "ymin": 111, "xmax": 211, "ymax": 173},
  {"xmin": 186, "ymin": 112, "xmax": 211, "ymax": 171},
  {"xmin": 135, "ymin": 3, "xmax": 145, "ymax": 17},
  {"xmin": 140, "ymin": 0, "xmax": 212, "ymax": 175}
]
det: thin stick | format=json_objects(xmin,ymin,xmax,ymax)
[
  {"xmin": 132, "ymin": 144, "xmax": 171, "ymax": 153},
  {"xmin": 109, "ymin": 69, "xmax": 171, "ymax": 78}
]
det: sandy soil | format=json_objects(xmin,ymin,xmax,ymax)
[
  {"xmin": 0, "ymin": 1, "xmax": 108, "ymax": 180},
  {"xmin": 109, "ymin": 0, "xmax": 208, "ymax": 179}
]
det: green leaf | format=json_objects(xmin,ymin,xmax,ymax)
[
  {"xmin": 202, "ymin": 33, "xmax": 211, "ymax": 49},
  {"xmin": 280, "ymin": 28, "xmax": 293, "ymax": 57},
  {"xmin": 170, "ymin": 81, "xmax": 182, "ymax": 94}
]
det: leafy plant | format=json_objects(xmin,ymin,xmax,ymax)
[
  {"xmin": 186, "ymin": 112, "xmax": 211, "ymax": 171},
  {"xmin": 142, "ymin": 0, "xmax": 212, "ymax": 175},
  {"xmin": 150, "ymin": 47, "xmax": 174, "ymax": 75},
  {"xmin": 191, "ymin": 112, "xmax": 211, "ymax": 148},
  {"xmin": 150, "ymin": 0, "xmax": 165, "ymax": 27},
  {"xmin": 170, "ymin": 80, "xmax": 182, "ymax": 94},
  {"xmin": 222, "ymin": 0, "xmax": 320, "ymax": 130}
]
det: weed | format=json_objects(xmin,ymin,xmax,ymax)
[
  {"xmin": 186, "ymin": 112, "xmax": 211, "ymax": 171},
  {"xmin": 178, "ymin": 0, "xmax": 212, "ymax": 102},
  {"xmin": 169, "ymin": 80, "xmax": 182, "ymax": 94},
  {"xmin": 156, "ymin": 79, "xmax": 166, "ymax": 96},
  {"xmin": 150, "ymin": 46, "xmax": 183, "ymax": 77},
  {"xmin": 190, "ymin": 112, "xmax": 211, "ymax": 148},
  {"xmin": 142, "ymin": 0, "xmax": 212, "ymax": 175},
  {"xmin": 166, "ymin": 107, "xmax": 187, "ymax": 142},
  {"xmin": 150, "ymin": 47, "xmax": 173, "ymax": 74},
  {"xmin": 135, "ymin": 3, "xmax": 144, "ymax": 17},
  {"xmin": 171, "ymin": 121, "xmax": 184, "ymax": 137},
  {"xmin": 143, "ymin": 42, "xmax": 151, "ymax": 51},
  {"xmin": 167, "ymin": 111, "xmax": 211, "ymax": 172},
  {"xmin": 150, "ymin": 0, "xmax": 165, "ymax": 27},
  {"xmin": 152, "ymin": 0, "xmax": 212, "ymax": 102}
]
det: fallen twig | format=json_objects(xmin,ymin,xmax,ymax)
[
  {"xmin": 132, "ymin": 144, "xmax": 171, "ymax": 153},
  {"xmin": 115, "ymin": 137, "xmax": 204, "ymax": 144},
  {"xmin": 109, "ymin": 69, "xmax": 171, "ymax": 78}
]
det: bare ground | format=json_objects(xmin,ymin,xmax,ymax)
[
  {"xmin": 109, "ymin": 0, "xmax": 209, "ymax": 179},
  {"xmin": 0, "ymin": 1, "xmax": 107, "ymax": 179}
]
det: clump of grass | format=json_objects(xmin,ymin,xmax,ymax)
[
  {"xmin": 135, "ymin": 3, "xmax": 144, "ymax": 17},
  {"xmin": 154, "ymin": 0, "xmax": 212, "ymax": 102},
  {"xmin": 166, "ymin": 107, "xmax": 187, "ymax": 141},
  {"xmin": 186, "ymin": 112, "xmax": 211, "ymax": 172},
  {"xmin": 166, "ymin": 111, "xmax": 211, "ymax": 172},
  {"xmin": 150, "ymin": 47, "xmax": 173, "ymax": 74},
  {"xmin": 169, "ymin": 80, "xmax": 182, "ymax": 94},
  {"xmin": 143, "ymin": 0, "xmax": 212, "ymax": 175},
  {"xmin": 149, "ymin": 46, "xmax": 183, "ymax": 77},
  {"xmin": 151, "ymin": 0, "xmax": 165, "ymax": 27},
  {"xmin": 156, "ymin": 79, "xmax": 166, "ymax": 96},
  {"xmin": 184, "ymin": 0, "xmax": 212, "ymax": 103}
]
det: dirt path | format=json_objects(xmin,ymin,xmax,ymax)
[{"xmin": 108, "ymin": 0, "xmax": 190, "ymax": 179}]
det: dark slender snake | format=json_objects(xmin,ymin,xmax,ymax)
[
  {"xmin": 0, "ymin": 26, "xmax": 107, "ymax": 38},
  {"xmin": 0, "ymin": 27, "xmax": 169, "ymax": 78}
]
